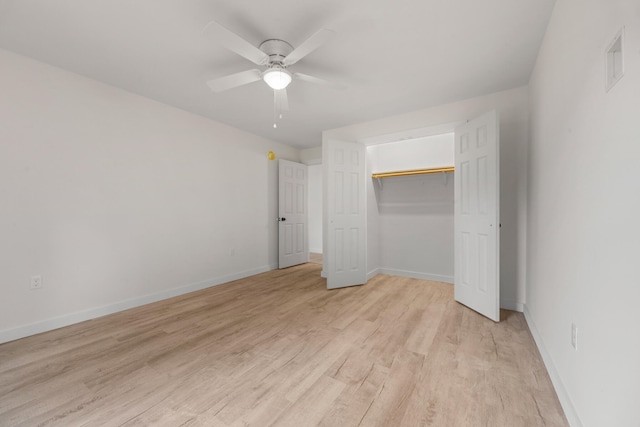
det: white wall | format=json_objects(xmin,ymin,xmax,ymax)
[
  {"xmin": 307, "ymin": 164, "xmax": 323, "ymax": 253},
  {"xmin": 368, "ymin": 133, "xmax": 455, "ymax": 283},
  {"xmin": 0, "ymin": 49, "xmax": 299, "ymax": 343},
  {"xmin": 299, "ymin": 146, "xmax": 322, "ymax": 165},
  {"xmin": 526, "ymin": 1, "xmax": 640, "ymax": 425},
  {"xmin": 324, "ymin": 86, "xmax": 529, "ymax": 310},
  {"xmin": 369, "ymin": 133, "xmax": 454, "ymax": 172}
]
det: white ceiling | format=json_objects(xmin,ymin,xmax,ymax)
[{"xmin": 0, "ymin": 0, "xmax": 556, "ymax": 149}]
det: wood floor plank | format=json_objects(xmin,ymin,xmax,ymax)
[
  {"xmin": 357, "ymin": 350, "xmax": 426, "ymax": 426},
  {"xmin": 318, "ymin": 362, "xmax": 388, "ymax": 427},
  {"xmin": 269, "ymin": 375, "xmax": 345, "ymax": 427},
  {"xmin": 0, "ymin": 263, "xmax": 568, "ymax": 426}
]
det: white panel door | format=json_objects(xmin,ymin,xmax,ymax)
[
  {"xmin": 323, "ymin": 139, "xmax": 367, "ymax": 289},
  {"xmin": 278, "ymin": 159, "xmax": 308, "ymax": 268},
  {"xmin": 454, "ymin": 111, "xmax": 500, "ymax": 321}
]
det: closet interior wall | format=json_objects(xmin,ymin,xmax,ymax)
[{"xmin": 368, "ymin": 133, "xmax": 455, "ymax": 283}]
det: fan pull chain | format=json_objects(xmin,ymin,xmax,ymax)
[
  {"xmin": 273, "ymin": 89, "xmax": 277, "ymax": 128},
  {"xmin": 273, "ymin": 89, "xmax": 284, "ymax": 128}
]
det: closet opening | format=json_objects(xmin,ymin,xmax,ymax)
[{"xmin": 368, "ymin": 132, "xmax": 455, "ymax": 284}]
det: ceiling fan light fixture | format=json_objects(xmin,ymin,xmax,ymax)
[{"xmin": 263, "ymin": 67, "xmax": 292, "ymax": 90}]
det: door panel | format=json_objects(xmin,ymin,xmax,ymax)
[
  {"xmin": 454, "ymin": 111, "xmax": 500, "ymax": 321},
  {"xmin": 279, "ymin": 159, "xmax": 308, "ymax": 268},
  {"xmin": 323, "ymin": 139, "xmax": 366, "ymax": 289}
]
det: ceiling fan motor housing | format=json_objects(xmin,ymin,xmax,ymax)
[{"xmin": 259, "ymin": 39, "xmax": 294, "ymax": 65}]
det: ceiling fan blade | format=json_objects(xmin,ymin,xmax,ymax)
[
  {"xmin": 282, "ymin": 29, "xmax": 336, "ymax": 66},
  {"xmin": 275, "ymin": 88, "xmax": 289, "ymax": 111},
  {"xmin": 203, "ymin": 20, "xmax": 269, "ymax": 65},
  {"xmin": 206, "ymin": 69, "xmax": 263, "ymax": 93},
  {"xmin": 293, "ymin": 72, "xmax": 347, "ymax": 90}
]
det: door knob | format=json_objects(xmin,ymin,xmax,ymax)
[{"xmin": 279, "ymin": 217, "xmax": 286, "ymax": 222}]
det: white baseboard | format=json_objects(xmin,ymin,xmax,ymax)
[
  {"xmin": 500, "ymin": 299, "xmax": 524, "ymax": 312},
  {"xmin": 378, "ymin": 268, "xmax": 454, "ymax": 284},
  {"xmin": 0, "ymin": 264, "xmax": 277, "ymax": 345},
  {"xmin": 523, "ymin": 305, "xmax": 583, "ymax": 427},
  {"xmin": 309, "ymin": 248, "xmax": 323, "ymax": 254}
]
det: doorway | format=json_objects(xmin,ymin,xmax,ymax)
[
  {"xmin": 369, "ymin": 132, "xmax": 456, "ymax": 284},
  {"xmin": 307, "ymin": 164, "xmax": 323, "ymax": 262}
]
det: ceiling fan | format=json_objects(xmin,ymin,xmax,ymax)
[{"xmin": 203, "ymin": 20, "xmax": 344, "ymax": 113}]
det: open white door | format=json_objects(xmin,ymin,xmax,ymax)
[
  {"xmin": 323, "ymin": 139, "xmax": 367, "ymax": 289},
  {"xmin": 454, "ymin": 111, "xmax": 500, "ymax": 321},
  {"xmin": 278, "ymin": 159, "xmax": 308, "ymax": 268}
]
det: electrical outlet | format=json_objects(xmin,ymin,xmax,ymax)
[
  {"xmin": 571, "ymin": 323, "xmax": 578, "ymax": 350},
  {"xmin": 30, "ymin": 275, "xmax": 43, "ymax": 290}
]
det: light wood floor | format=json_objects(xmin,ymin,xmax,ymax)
[
  {"xmin": 309, "ymin": 252, "xmax": 323, "ymax": 265},
  {"xmin": 0, "ymin": 263, "xmax": 567, "ymax": 426}
]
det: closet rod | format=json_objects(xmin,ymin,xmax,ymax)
[{"xmin": 371, "ymin": 166, "xmax": 454, "ymax": 179}]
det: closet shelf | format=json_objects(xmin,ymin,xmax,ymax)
[{"xmin": 371, "ymin": 166, "xmax": 454, "ymax": 179}]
